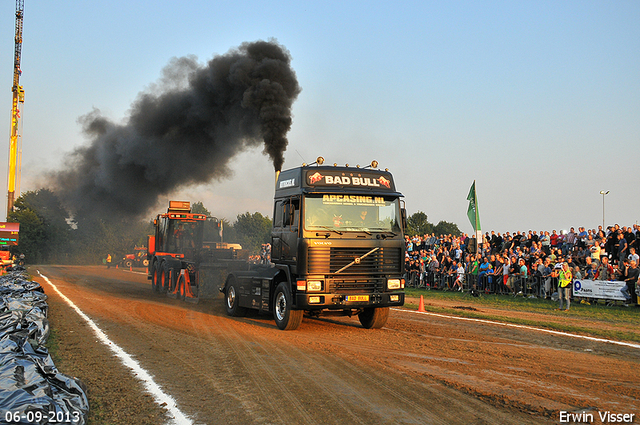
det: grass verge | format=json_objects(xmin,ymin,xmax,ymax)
[{"xmin": 404, "ymin": 288, "xmax": 640, "ymax": 343}]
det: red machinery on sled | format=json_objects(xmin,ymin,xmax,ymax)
[{"xmin": 147, "ymin": 201, "xmax": 208, "ymax": 301}]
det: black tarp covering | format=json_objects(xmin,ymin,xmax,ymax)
[{"xmin": 0, "ymin": 270, "xmax": 89, "ymax": 424}]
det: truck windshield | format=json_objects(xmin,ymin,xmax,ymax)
[
  {"xmin": 304, "ymin": 194, "xmax": 401, "ymax": 233},
  {"xmin": 167, "ymin": 219, "xmax": 203, "ymax": 251}
]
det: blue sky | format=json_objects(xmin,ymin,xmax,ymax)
[{"xmin": 1, "ymin": 0, "xmax": 639, "ymax": 233}]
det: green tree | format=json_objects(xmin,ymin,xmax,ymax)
[
  {"xmin": 233, "ymin": 212, "xmax": 272, "ymax": 253},
  {"xmin": 191, "ymin": 201, "xmax": 211, "ymax": 216},
  {"xmin": 8, "ymin": 189, "xmax": 72, "ymax": 263},
  {"xmin": 433, "ymin": 220, "xmax": 461, "ymax": 237},
  {"xmin": 70, "ymin": 214, "xmax": 154, "ymax": 264},
  {"xmin": 406, "ymin": 211, "xmax": 433, "ymax": 236},
  {"xmin": 8, "ymin": 209, "xmax": 45, "ymax": 262}
]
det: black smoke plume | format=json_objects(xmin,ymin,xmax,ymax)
[{"xmin": 54, "ymin": 40, "xmax": 300, "ymax": 219}]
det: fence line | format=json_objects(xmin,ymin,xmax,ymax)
[{"xmin": 405, "ymin": 269, "xmax": 559, "ymax": 298}]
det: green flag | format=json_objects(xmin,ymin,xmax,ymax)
[{"xmin": 467, "ymin": 181, "xmax": 480, "ymax": 231}]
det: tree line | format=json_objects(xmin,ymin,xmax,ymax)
[
  {"xmin": 7, "ymin": 189, "xmax": 272, "ymax": 265},
  {"xmin": 405, "ymin": 211, "xmax": 461, "ymax": 237}
]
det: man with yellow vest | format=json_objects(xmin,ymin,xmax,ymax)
[{"xmin": 557, "ymin": 262, "xmax": 573, "ymax": 311}]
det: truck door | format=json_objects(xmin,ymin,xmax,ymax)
[
  {"xmin": 271, "ymin": 198, "xmax": 299, "ymax": 262},
  {"xmin": 281, "ymin": 198, "xmax": 299, "ymax": 262},
  {"xmin": 271, "ymin": 200, "xmax": 284, "ymax": 260},
  {"xmin": 156, "ymin": 217, "xmax": 169, "ymax": 252}
]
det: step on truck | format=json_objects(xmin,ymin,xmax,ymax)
[{"xmin": 221, "ymin": 157, "xmax": 406, "ymax": 330}]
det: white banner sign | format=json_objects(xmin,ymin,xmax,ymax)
[{"xmin": 573, "ymin": 279, "xmax": 627, "ymax": 301}]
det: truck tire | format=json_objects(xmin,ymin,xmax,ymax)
[
  {"xmin": 160, "ymin": 262, "xmax": 171, "ymax": 293},
  {"xmin": 142, "ymin": 259, "xmax": 149, "ymax": 267},
  {"xmin": 169, "ymin": 267, "xmax": 180, "ymax": 294},
  {"xmin": 225, "ymin": 278, "xmax": 247, "ymax": 317},
  {"xmin": 358, "ymin": 307, "xmax": 389, "ymax": 329},
  {"xmin": 273, "ymin": 282, "xmax": 303, "ymax": 330},
  {"xmin": 124, "ymin": 260, "xmax": 133, "ymax": 268},
  {"xmin": 151, "ymin": 262, "xmax": 160, "ymax": 292}
]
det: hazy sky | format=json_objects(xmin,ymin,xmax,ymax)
[{"xmin": 1, "ymin": 0, "xmax": 638, "ymax": 233}]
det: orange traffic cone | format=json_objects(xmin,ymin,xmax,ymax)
[
  {"xmin": 418, "ymin": 295, "xmax": 425, "ymax": 312},
  {"xmin": 130, "ymin": 264, "xmax": 133, "ymax": 271},
  {"xmin": 116, "ymin": 264, "xmax": 118, "ymax": 269}
]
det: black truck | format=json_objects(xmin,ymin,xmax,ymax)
[{"xmin": 221, "ymin": 158, "xmax": 406, "ymax": 330}]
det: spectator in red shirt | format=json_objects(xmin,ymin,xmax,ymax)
[{"xmin": 550, "ymin": 230, "xmax": 559, "ymax": 249}]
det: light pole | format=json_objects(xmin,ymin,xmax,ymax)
[{"xmin": 600, "ymin": 190, "xmax": 609, "ymax": 230}]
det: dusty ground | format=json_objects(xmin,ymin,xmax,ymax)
[{"xmin": 31, "ymin": 265, "xmax": 640, "ymax": 424}]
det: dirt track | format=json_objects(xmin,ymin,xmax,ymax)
[{"xmin": 32, "ymin": 266, "xmax": 640, "ymax": 424}]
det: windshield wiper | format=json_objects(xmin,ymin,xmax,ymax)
[{"xmin": 315, "ymin": 226, "xmax": 342, "ymax": 236}]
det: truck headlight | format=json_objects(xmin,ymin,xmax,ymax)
[
  {"xmin": 307, "ymin": 280, "xmax": 322, "ymax": 292},
  {"xmin": 387, "ymin": 279, "xmax": 401, "ymax": 290}
]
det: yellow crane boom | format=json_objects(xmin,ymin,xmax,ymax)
[{"xmin": 7, "ymin": 0, "xmax": 24, "ymax": 218}]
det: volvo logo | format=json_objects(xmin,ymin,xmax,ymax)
[{"xmin": 354, "ymin": 257, "xmax": 361, "ymax": 264}]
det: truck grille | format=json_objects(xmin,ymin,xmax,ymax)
[
  {"xmin": 307, "ymin": 247, "xmax": 402, "ymax": 275},
  {"xmin": 330, "ymin": 278, "xmax": 384, "ymax": 294}
]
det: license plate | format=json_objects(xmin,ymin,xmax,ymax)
[{"xmin": 346, "ymin": 295, "xmax": 369, "ymax": 302}]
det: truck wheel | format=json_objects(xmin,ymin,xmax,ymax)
[
  {"xmin": 170, "ymin": 268, "xmax": 180, "ymax": 294},
  {"xmin": 358, "ymin": 307, "xmax": 389, "ymax": 329},
  {"xmin": 124, "ymin": 260, "xmax": 133, "ymax": 268},
  {"xmin": 175, "ymin": 268, "xmax": 187, "ymax": 300},
  {"xmin": 142, "ymin": 259, "xmax": 149, "ymax": 267},
  {"xmin": 273, "ymin": 282, "xmax": 303, "ymax": 330},
  {"xmin": 225, "ymin": 278, "xmax": 247, "ymax": 317},
  {"xmin": 160, "ymin": 262, "xmax": 171, "ymax": 293},
  {"xmin": 151, "ymin": 262, "xmax": 160, "ymax": 292}
]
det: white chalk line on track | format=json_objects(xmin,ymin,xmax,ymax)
[
  {"xmin": 38, "ymin": 271, "xmax": 193, "ymax": 425},
  {"xmin": 392, "ymin": 308, "xmax": 640, "ymax": 350}
]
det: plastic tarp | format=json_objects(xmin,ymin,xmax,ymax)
[{"xmin": 0, "ymin": 269, "xmax": 89, "ymax": 424}]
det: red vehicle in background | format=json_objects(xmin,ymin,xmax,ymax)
[
  {"xmin": 121, "ymin": 246, "xmax": 149, "ymax": 268},
  {"xmin": 0, "ymin": 251, "xmax": 12, "ymax": 268}
]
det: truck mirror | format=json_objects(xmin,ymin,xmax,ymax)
[{"xmin": 401, "ymin": 208, "xmax": 407, "ymax": 232}]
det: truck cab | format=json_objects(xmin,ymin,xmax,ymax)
[{"xmin": 223, "ymin": 158, "xmax": 406, "ymax": 330}]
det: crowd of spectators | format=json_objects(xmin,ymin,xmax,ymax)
[{"xmin": 404, "ymin": 224, "xmax": 640, "ymax": 308}]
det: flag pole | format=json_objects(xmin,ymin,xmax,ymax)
[
  {"xmin": 475, "ymin": 180, "xmax": 480, "ymax": 255},
  {"xmin": 467, "ymin": 180, "xmax": 481, "ymax": 256}
]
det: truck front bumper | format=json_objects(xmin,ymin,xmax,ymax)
[{"xmin": 295, "ymin": 291, "xmax": 404, "ymax": 310}]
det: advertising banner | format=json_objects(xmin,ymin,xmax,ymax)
[
  {"xmin": 573, "ymin": 279, "xmax": 627, "ymax": 301},
  {"xmin": 0, "ymin": 222, "xmax": 19, "ymax": 246},
  {"xmin": 306, "ymin": 170, "xmax": 395, "ymax": 191}
]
